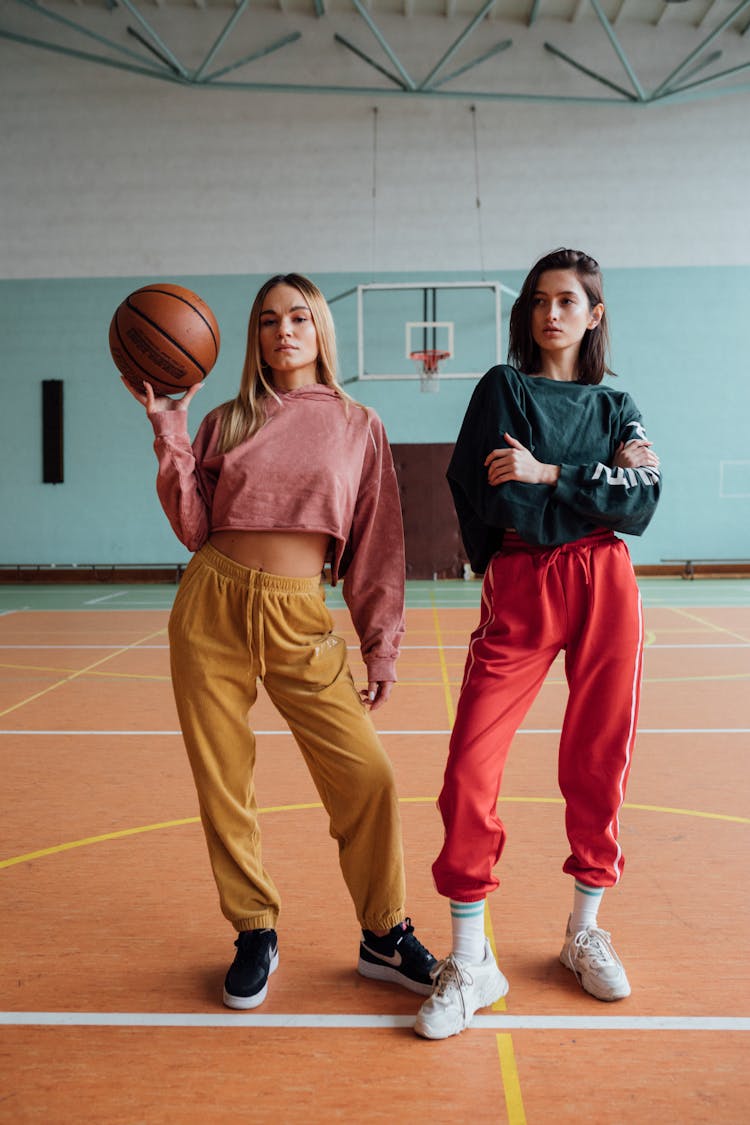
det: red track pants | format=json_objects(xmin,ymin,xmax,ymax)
[{"xmin": 433, "ymin": 530, "xmax": 644, "ymax": 901}]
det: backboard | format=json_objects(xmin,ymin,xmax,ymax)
[{"xmin": 356, "ymin": 281, "xmax": 511, "ymax": 383}]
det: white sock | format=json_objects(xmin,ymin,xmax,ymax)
[
  {"xmin": 570, "ymin": 881, "xmax": 604, "ymax": 932},
  {"xmin": 449, "ymin": 899, "xmax": 486, "ymax": 963}
]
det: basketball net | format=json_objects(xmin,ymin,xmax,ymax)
[{"xmin": 410, "ymin": 349, "xmax": 449, "ymax": 393}]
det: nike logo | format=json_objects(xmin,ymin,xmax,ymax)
[{"xmin": 362, "ymin": 944, "xmax": 402, "ymax": 967}]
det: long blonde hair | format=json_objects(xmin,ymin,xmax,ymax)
[{"xmin": 217, "ymin": 273, "xmax": 351, "ymax": 453}]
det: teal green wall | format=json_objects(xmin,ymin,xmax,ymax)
[{"xmin": 1, "ymin": 269, "xmax": 748, "ymax": 567}]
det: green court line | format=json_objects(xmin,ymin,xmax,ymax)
[{"xmin": 1, "ymin": 578, "xmax": 750, "ymax": 612}]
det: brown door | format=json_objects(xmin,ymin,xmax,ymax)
[{"xmin": 391, "ymin": 443, "xmax": 467, "ymax": 579}]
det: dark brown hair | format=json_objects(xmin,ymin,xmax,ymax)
[{"xmin": 507, "ymin": 248, "xmax": 614, "ymax": 385}]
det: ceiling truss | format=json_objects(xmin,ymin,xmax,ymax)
[{"xmin": 2, "ymin": 0, "xmax": 750, "ymax": 104}]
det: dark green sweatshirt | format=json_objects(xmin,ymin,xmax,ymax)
[{"xmin": 447, "ymin": 365, "xmax": 661, "ymax": 572}]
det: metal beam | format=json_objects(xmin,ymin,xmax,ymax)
[
  {"xmin": 193, "ymin": 0, "xmax": 250, "ymax": 82},
  {"xmin": 680, "ymin": 49, "xmax": 722, "ymax": 83},
  {"xmin": 115, "ymin": 0, "xmax": 189, "ymax": 79},
  {"xmin": 653, "ymin": 59, "xmax": 750, "ymax": 100},
  {"xmin": 350, "ymin": 0, "xmax": 416, "ymax": 90},
  {"xmin": 4, "ymin": 4, "xmax": 748, "ymax": 108},
  {"xmin": 0, "ymin": 33, "xmax": 673, "ymax": 102},
  {"xmin": 652, "ymin": 0, "xmax": 750, "ymax": 96},
  {"xmin": 334, "ymin": 33, "xmax": 409, "ymax": 89},
  {"xmin": 194, "ymin": 76, "xmax": 630, "ymax": 102},
  {"xmin": 666, "ymin": 80, "xmax": 750, "ymax": 102},
  {"xmin": 0, "ymin": 27, "xmax": 185, "ymax": 83},
  {"xmin": 544, "ymin": 42, "xmax": 638, "ymax": 101},
  {"xmin": 126, "ymin": 26, "xmax": 181, "ymax": 75},
  {"xmin": 9, "ymin": 0, "xmax": 174, "ymax": 73},
  {"xmin": 420, "ymin": 0, "xmax": 499, "ymax": 90},
  {"xmin": 202, "ymin": 33, "xmax": 302, "ymax": 83},
  {"xmin": 431, "ymin": 39, "xmax": 512, "ymax": 89},
  {"xmin": 588, "ymin": 0, "xmax": 647, "ymax": 101},
  {"xmin": 528, "ymin": 0, "xmax": 542, "ymax": 26}
]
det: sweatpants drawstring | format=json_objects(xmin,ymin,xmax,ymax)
[
  {"xmin": 249, "ymin": 578, "xmax": 267, "ymax": 681},
  {"xmin": 535, "ymin": 542, "xmax": 592, "ymax": 593}
]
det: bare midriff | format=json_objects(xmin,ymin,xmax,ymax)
[{"xmin": 209, "ymin": 529, "xmax": 331, "ymax": 577}]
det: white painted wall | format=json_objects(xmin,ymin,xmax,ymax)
[
  {"xmin": 1, "ymin": 23, "xmax": 749, "ymax": 568},
  {"xmin": 2, "ymin": 15, "xmax": 749, "ymax": 280}
]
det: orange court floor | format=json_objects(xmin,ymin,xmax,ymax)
[{"xmin": 0, "ymin": 577, "xmax": 748, "ymax": 1124}]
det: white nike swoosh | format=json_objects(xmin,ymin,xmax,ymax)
[{"xmin": 362, "ymin": 944, "xmax": 402, "ymax": 967}]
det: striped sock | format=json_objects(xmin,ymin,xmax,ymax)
[
  {"xmin": 449, "ymin": 899, "xmax": 486, "ymax": 964},
  {"xmin": 570, "ymin": 881, "xmax": 604, "ymax": 932}
]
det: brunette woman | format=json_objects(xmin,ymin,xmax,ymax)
[{"xmin": 415, "ymin": 249, "xmax": 661, "ymax": 1039}]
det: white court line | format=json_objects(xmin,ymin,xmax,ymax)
[
  {"xmin": 0, "ymin": 648, "xmax": 168, "ymax": 657},
  {"xmin": 83, "ymin": 592, "xmax": 130, "ymax": 606},
  {"xmin": 0, "ymin": 729, "xmax": 452, "ymax": 737},
  {"xmin": 1, "ymin": 642, "xmax": 748, "ymax": 651},
  {"xmin": 648, "ymin": 644, "xmax": 750, "ymax": 649},
  {"xmin": 1, "ymin": 728, "xmax": 749, "ymax": 736},
  {"xmin": 0, "ymin": 1011, "xmax": 746, "ymax": 1032}
]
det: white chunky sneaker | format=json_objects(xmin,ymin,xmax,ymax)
[
  {"xmin": 559, "ymin": 916, "xmax": 631, "ymax": 1001},
  {"xmin": 414, "ymin": 939, "xmax": 509, "ymax": 1040}
]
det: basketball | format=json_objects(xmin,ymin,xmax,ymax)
[{"xmin": 109, "ymin": 284, "xmax": 220, "ymax": 395}]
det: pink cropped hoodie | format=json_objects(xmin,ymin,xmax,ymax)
[{"xmin": 149, "ymin": 384, "xmax": 405, "ymax": 682}]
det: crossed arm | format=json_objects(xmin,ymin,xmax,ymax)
[{"xmin": 484, "ymin": 433, "xmax": 660, "ymax": 487}]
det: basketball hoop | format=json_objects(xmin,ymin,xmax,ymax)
[{"xmin": 410, "ymin": 349, "xmax": 449, "ymax": 393}]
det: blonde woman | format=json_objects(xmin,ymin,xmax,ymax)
[{"xmin": 125, "ymin": 274, "xmax": 435, "ymax": 1009}]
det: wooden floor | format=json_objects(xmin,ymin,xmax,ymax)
[{"xmin": 1, "ymin": 579, "xmax": 748, "ymax": 1124}]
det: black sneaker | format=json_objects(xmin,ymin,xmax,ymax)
[
  {"xmin": 223, "ymin": 928, "xmax": 279, "ymax": 1010},
  {"xmin": 357, "ymin": 918, "xmax": 437, "ymax": 996}
]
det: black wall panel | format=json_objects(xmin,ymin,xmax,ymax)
[{"xmin": 42, "ymin": 380, "xmax": 64, "ymax": 484}]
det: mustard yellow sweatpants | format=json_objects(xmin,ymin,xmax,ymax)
[{"xmin": 168, "ymin": 543, "xmax": 406, "ymax": 934}]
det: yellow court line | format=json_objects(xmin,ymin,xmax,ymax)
[
  {"xmin": 0, "ymin": 662, "xmax": 171, "ymax": 683},
  {"xmin": 404, "ymin": 793, "xmax": 750, "ymax": 825},
  {"xmin": 7, "ymin": 664, "xmax": 748, "ymax": 688},
  {"xmin": 395, "ymin": 671, "xmax": 750, "ymax": 687},
  {"xmin": 622, "ymin": 801, "xmax": 748, "ymax": 824},
  {"xmin": 483, "ymin": 906, "xmax": 507, "ymax": 1013},
  {"xmin": 430, "ymin": 594, "xmax": 456, "ymax": 727},
  {"xmin": 497, "ymin": 1034, "xmax": 527, "ymax": 1125},
  {"xmin": 3, "ymin": 796, "xmax": 747, "ymax": 870},
  {"xmin": 0, "ymin": 626, "xmax": 168, "ymax": 719},
  {"xmin": 0, "ymin": 802, "xmax": 322, "ymax": 869},
  {"xmin": 430, "ymin": 595, "xmax": 523, "ymax": 1122},
  {"xmin": 0, "ymin": 818, "xmax": 200, "ymax": 868},
  {"xmin": 645, "ymin": 672, "xmax": 750, "ymax": 684},
  {"xmin": 16, "ymin": 669, "xmax": 748, "ymax": 689},
  {"xmin": 494, "ymin": 795, "xmax": 750, "ymax": 824},
  {"xmin": 672, "ymin": 606, "xmax": 750, "ymax": 645}
]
